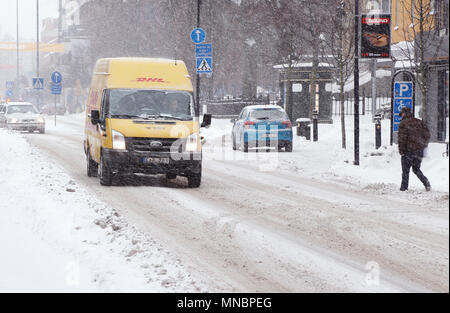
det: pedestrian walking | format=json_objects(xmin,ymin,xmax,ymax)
[{"xmin": 398, "ymin": 107, "xmax": 431, "ymax": 192}]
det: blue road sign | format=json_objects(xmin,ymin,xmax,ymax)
[
  {"xmin": 51, "ymin": 84, "xmax": 62, "ymax": 95},
  {"xmin": 51, "ymin": 71, "xmax": 62, "ymax": 84},
  {"xmin": 195, "ymin": 44, "xmax": 212, "ymax": 57},
  {"xmin": 196, "ymin": 57, "xmax": 213, "ymax": 74},
  {"xmin": 33, "ymin": 78, "xmax": 44, "ymax": 90},
  {"xmin": 190, "ymin": 28, "xmax": 206, "ymax": 44},
  {"xmin": 393, "ymin": 81, "xmax": 414, "ymax": 132},
  {"xmin": 394, "ymin": 82, "xmax": 413, "ymax": 98},
  {"xmin": 5, "ymin": 81, "xmax": 14, "ymax": 97},
  {"xmin": 6, "ymin": 81, "xmax": 14, "ymax": 91}
]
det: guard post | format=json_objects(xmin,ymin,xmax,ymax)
[
  {"xmin": 374, "ymin": 113, "xmax": 382, "ymax": 149},
  {"xmin": 312, "ymin": 110, "xmax": 319, "ymax": 142}
]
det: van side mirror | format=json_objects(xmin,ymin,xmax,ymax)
[
  {"xmin": 201, "ymin": 114, "xmax": 212, "ymax": 128},
  {"xmin": 230, "ymin": 118, "xmax": 236, "ymax": 124},
  {"xmin": 90, "ymin": 110, "xmax": 100, "ymax": 125}
]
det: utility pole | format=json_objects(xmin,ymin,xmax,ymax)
[
  {"xmin": 16, "ymin": 0, "xmax": 20, "ymax": 100},
  {"xmin": 196, "ymin": 0, "xmax": 201, "ymax": 117},
  {"xmin": 371, "ymin": 59, "xmax": 377, "ymax": 119},
  {"xmin": 36, "ymin": 0, "xmax": 40, "ymax": 110},
  {"xmin": 58, "ymin": 0, "xmax": 62, "ymax": 44},
  {"xmin": 353, "ymin": 0, "xmax": 360, "ymax": 166}
]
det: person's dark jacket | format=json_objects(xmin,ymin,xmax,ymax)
[{"xmin": 398, "ymin": 108, "xmax": 430, "ymax": 155}]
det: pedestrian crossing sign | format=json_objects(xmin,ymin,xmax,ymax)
[
  {"xmin": 33, "ymin": 78, "xmax": 44, "ymax": 90},
  {"xmin": 196, "ymin": 57, "xmax": 212, "ymax": 74}
]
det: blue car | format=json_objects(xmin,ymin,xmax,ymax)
[{"xmin": 231, "ymin": 105, "xmax": 293, "ymax": 152}]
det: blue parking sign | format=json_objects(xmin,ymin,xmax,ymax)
[
  {"xmin": 394, "ymin": 99, "xmax": 412, "ymax": 114},
  {"xmin": 394, "ymin": 82, "xmax": 413, "ymax": 98},
  {"xmin": 393, "ymin": 81, "xmax": 414, "ymax": 132}
]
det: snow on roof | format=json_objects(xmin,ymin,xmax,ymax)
[
  {"xmin": 332, "ymin": 69, "xmax": 392, "ymax": 93},
  {"xmin": 273, "ymin": 62, "xmax": 334, "ymax": 69},
  {"xmin": 394, "ymin": 60, "xmax": 415, "ymax": 69}
]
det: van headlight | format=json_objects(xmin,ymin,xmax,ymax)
[
  {"xmin": 37, "ymin": 117, "xmax": 45, "ymax": 124},
  {"xmin": 185, "ymin": 133, "xmax": 199, "ymax": 152},
  {"xmin": 8, "ymin": 118, "xmax": 18, "ymax": 124},
  {"xmin": 112, "ymin": 129, "xmax": 127, "ymax": 150}
]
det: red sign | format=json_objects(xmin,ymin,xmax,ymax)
[
  {"xmin": 362, "ymin": 17, "xmax": 390, "ymax": 24},
  {"xmin": 135, "ymin": 77, "xmax": 167, "ymax": 83}
]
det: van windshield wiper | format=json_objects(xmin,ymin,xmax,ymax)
[
  {"xmin": 141, "ymin": 114, "xmax": 189, "ymax": 121},
  {"xmin": 110, "ymin": 114, "xmax": 142, "ymax": 119}
]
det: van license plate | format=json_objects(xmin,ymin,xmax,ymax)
[{"xmin": 143, "ymin": 157, "xmax": 170, "ymax": 164}]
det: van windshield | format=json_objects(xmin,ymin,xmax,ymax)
[{"xmin": 108, "ymin": 89, "xmax": 194, "ymax": 120}]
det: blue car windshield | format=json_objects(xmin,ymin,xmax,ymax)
[{"xmin": 249, "ymin": 109, "xmax": 287, "ymax": 121}]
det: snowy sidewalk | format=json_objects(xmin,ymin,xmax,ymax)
[{"xmin": 0, "ymin": 129, "xmax": 205, "ymax": 292}]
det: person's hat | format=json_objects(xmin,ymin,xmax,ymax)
[{"xmin": 400, "ymin": 106, "xmax": 411, "ymax": 116}]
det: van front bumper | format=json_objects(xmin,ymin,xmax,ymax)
[{"xmin": 101, "ymin": 148, "xmax": 202, "ymax": 176}]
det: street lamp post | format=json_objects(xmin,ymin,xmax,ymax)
[
  {"xmin": 195, "ymin": 0, "xmax": 202, "ymax": 117},
  {"xmin": 353, "ymin": 0, "xmax": 360, "ymax": 166},
  {"xmin": 36, "ymin": 0, "xmax": 40, "ymax": 110},
  {"xmin": 16, "ymin": 0, "xmax": 20, "ymax": 100}
]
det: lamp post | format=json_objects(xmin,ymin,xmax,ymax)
[
  {"xmin": 195, "ymin": 0, "xmax": 202, "ymax": 117},
  {"xmin": 16, "ymin": 0, "xmax": 20, "ymax": 100},
  {"xmin": 353, "ymin": 0, "xmax": 360, "ymax": 166},
  {"xmin": 36, "ymin": 0, "xmax": 40, "ymax": 110}
]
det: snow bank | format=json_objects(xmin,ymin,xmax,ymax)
[{"xmin": 0, "ymin": 129, "xmax": 205, "ymax": 292}]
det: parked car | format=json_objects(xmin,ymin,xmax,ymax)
[
  {"xmin": 41, "ymin": 103, "xmax": 66, "ymax": 115},
  {"xmin": 231, "ymin": 105, "xmax": 293, "ymax": 152},
  {"xmin": 0, "ymin": 102, "xmax": 45, "ymax": 133}
]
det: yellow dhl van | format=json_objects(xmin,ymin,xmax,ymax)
[{"xmin": 84, "ymin": 57, "xmax": 211, "ymax": 187}]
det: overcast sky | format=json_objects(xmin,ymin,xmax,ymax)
[{"xmin": 0, "ymin": 0, "xmax": 58, "ymax": 41}]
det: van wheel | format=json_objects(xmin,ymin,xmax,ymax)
[
  {"xmin": 232, "ymin": 135, "xmax": 237, "ymax": 151},
  {"xmin": 99, "ymin": 152, "xmax": 112, "ymax": 186},
  {"xmin": 86, "ymin": 149, "xmax": 98, "ymax": 177},
  {"xmin": 187, "ymin": 172, "xmax": 201, "ymax": 188},
  {"xmin": 39, "ymin": 129, "xmax": 45, "ymax": 134}
]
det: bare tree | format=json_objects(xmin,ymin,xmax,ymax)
[
  {"xmin": 323, "ymin": 0, "xmax": 355, "ymax": 149},
  {"xmin": 297, "ymin": 1, "xmax": 334, "ymax": 119}
]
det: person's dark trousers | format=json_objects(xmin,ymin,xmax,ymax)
[{"xmin": 401, "ymin": 151, "xmax": 430, "ymax": 191}]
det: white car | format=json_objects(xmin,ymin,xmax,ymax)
[{"xmin": 0, "ymin": 102, "xmax": 45, "ymax": 133}]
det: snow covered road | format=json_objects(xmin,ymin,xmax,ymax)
[{"xmin": 2, "ymin": 114, "xmax": 448, "ymax": 292}]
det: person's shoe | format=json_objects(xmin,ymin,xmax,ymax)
[
  {"xmin": 425, "ymin": 185, "xmax": 431, "ymax": 192},
  {"xmin": 400, "ymin": 187, "xmax": 407, "ymax": 191}
]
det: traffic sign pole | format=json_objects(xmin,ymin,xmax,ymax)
[{"xmin": 51, "ymin": 71, "xmax": 63, "ymax": 126}]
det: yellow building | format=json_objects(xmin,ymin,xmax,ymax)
[{"xmin": 391, "ymin": 0, "xmax": 449, "ymax": 44}]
